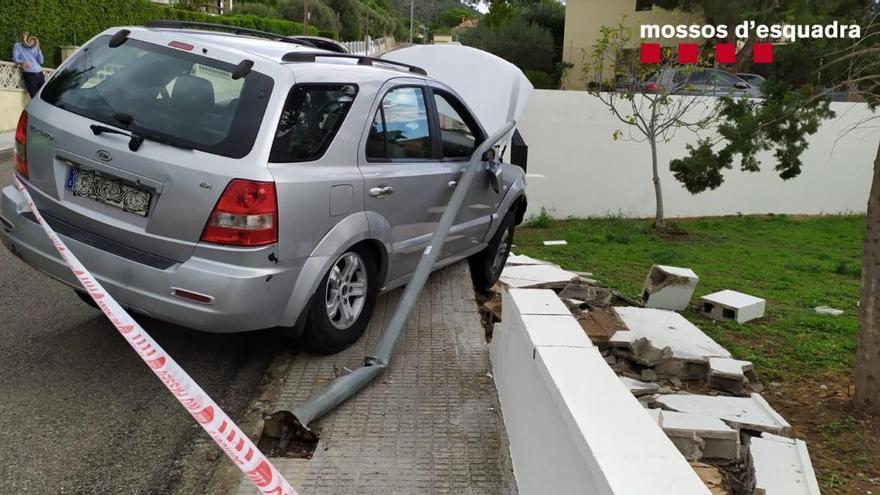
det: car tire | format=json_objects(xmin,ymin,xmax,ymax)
[
  {"xmin": 302, "ymin": 246, "xmax": 379, "ymax": 355},
  {"xmin": 469, "ymin": 210, "xmax": 516, "ymax": 292}
]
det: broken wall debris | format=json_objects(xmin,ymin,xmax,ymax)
[
  {"xmin": 700, "ymin": 290, "xmax": 766, "ymax": 324},
  {"xmin": 642, "ymin": 265, "xmax": 700, "ymax": 311}
]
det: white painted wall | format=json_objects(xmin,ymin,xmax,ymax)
[
  {"xmin": 490, "ymin": 288, "xmax": 709, "ymax": 495},
  {"xmin": 517, "ymin": 90, "xmax": 879, "ymax": 219}
]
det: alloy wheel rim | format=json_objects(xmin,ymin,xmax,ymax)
[
  {"xmin": 325, "ymin": 252, "xmax": 368, "ymax": 330},
  {"xmin": 491, "ymin": 228, "xmax": 511, "ymax": 278}
]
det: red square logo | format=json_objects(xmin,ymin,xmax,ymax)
[
  {"xmin": 753, "ymin": 43, "xmax": 774, "ymax": 64},
  {"xmin": 715, "ymin": 43, "xmax": 736, "ymax": 64},
  {"xmin": 678, "ymin": 43, "xmax": 699, "ymax": 64},
  {"xmin": 640, "ymin": 43, "xmax": 661, "ymax": 64}
]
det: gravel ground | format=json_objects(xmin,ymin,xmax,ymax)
[{"xmin": 0, "ymin": 158, "xmax": 282, "ymax": 494}]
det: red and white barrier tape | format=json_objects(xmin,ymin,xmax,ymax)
[{"xmin": 13, "ymin": 176, "xmax": 296, "ymax": 495}]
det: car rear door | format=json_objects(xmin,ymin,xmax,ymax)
[{"xmin": 360, "ymin": 82, "xmax": 460, "ymax": 283}]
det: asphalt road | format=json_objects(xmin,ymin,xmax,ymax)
[{"xmin": 0, "ymin": 158, "xmax": 282, "ymax": 494}]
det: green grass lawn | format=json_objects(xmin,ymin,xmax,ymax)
[{"xmin": 514, "ymin": 213, "xmax": 865, "ymax": 382}]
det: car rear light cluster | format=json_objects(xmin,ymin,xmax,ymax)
[
  {"xmin": 644, "ymin": 82, "xmax": 659, "ymax": 92},
  {"xmin": 200, "ymin": 179, "xmax": 278, "ymax": 247},
  {"xmin": 14, "ymin": 111, "xmax": 28, "ymax": 178}
]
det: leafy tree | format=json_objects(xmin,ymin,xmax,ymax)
[
  {"xmin": 433, "ymin": 8, "xmax": 476, "ymax": 31},
  {"xmin": 459, "ymin": 17, "xmax": 555, "ymax": 73},
  {"xmin": 233, "ymin": 2, "xmax": 280, "ymax": 18},
  {"xmin": 277, "ymin": 0, "xmax": 342, "ymax": 36},
  {"xmin": 584, "ymin": 21, "xmax": 715, "ymax": 228},
  {"xmin": 670, "ymin": 3, "xmax": 880, "ymax": 413}
]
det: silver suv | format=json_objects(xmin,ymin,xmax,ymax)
[{"xmin": 0, "ymin": 23, "xmax": 527, "ymax": 354}]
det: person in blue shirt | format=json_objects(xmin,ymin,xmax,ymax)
[{"xmin": 12, "ymin": 33, "xmax": 45, "ymax": 98}]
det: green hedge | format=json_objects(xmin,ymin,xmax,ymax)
[{"xmin": 1, "ymin": 0, "xmax": 316, "ymax": 67}]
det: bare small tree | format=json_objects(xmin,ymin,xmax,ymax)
[{"xmin": 583, "ymin": 21, "xmax": 714, "ymax": 228}]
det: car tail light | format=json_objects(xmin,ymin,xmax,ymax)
[
  {"xmin": 645, "ymin": 81, "xmax": 659, "ymax": 92},
  {"xmin": 14, "ymin": 111, "xmax": 28, "ymax": 178},
  {"xmin": 201, "ymin": 179, "xmax": 278, "ymax": 247}
]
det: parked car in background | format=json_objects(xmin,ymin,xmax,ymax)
[
  {"xmin": 645, "ymin": 68, "xmax": 763, "ymax": 98},
  {"xmin": 736, "ymin": 73, "xmax": 767, "ymax": 87},
  {"xmin": 1, "ymin": 22, "xmax": 528, "ymax": 354}
]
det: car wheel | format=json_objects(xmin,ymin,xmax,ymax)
[
  {"xmin": 303, "ymin": 246, "xmax": 378, "ymax": 354},
  {"xmin": 469, "ymin": 210, "xmax": 516, "ymax": 291}
]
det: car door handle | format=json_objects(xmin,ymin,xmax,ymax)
[
  {"xmin": 448, "ymin": 180, "xmax": 458, "ymax": 189},
  {"xmin": 369, "ymin": 185, "xmax": 394, "ymax": 198}
]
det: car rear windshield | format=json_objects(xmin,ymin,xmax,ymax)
[
  {"xmin": 41, "ymin": 35, "xmax": 274, "ymax": 159},
  {"xmin": 269, "ymin": 84, "xmax": 357, "ymax": 163}
]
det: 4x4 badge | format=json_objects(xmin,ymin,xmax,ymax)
[{"xmin": 96, "ymin": 150, "xmax": 112, "ymax": 162}]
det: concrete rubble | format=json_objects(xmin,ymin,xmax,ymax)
[
  {"xmin": 611, "ymin": 307, "xmax": 731, "ymax": 377},
  {"xmin": 814, "ymin": 305, "xmax": 844, "ymax": 316},
  {"xmin": 691, "ymin": 462, "xmax": 730, "ymax": 495},
  {"xmin": 749, "ymin": 433, "xmax": 821, "ymax": 495},
  {"xmin": 620, "ymin": 376, "xmax": 660, "ymax": 397},
  {"xmin": 499, "ymin": 264, "xmax": 578, "ymax": 289},
  {"xmin": 708, "ymin": 358, "xmax": 762, "ymax": 395},
  {"xmin": 656, "ymin": 393, "xmax": 791, "ymax": 436},
  {"xmin": 656, "ymin": 409, "xmax": 741, "ymax": 464},
  {"xmin": 642, "ymin": 265, "xmax": 700, "ymax": 311},
  {"xmin": 486, "ymin": 254, "xmax": 813, "ymax": 495},
  {"xmin": 700, "ymin": 290, "xmax": 766, "ymax": 324}
]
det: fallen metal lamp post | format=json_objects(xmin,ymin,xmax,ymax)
[{"xmin": 265, "ymin": 120, "xmax": 517, "ymax": 444}]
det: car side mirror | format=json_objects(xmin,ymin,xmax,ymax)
[
  {"xmin": 483, "ymin": 148, "xmax": 502, "ymax": 194},
  {"xmin": 734, "ymin": 81, "xmax": 750, "ymax": 89}
]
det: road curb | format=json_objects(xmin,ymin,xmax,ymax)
[{"xmin": 205, "ymin": 344, "xmax": 298, "ymax": 495}]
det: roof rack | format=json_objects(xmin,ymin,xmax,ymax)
[
  {"xmin": 281, "ymin": 52, "xmax": 428, "ymax": 76},
  {"xmin": 145, "ymin": 20, "xmax": 317, "ymax": 48}
]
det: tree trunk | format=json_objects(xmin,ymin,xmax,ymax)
[
  {"xmin": 650, "ymin": 137, "xmax": 665, "ymax": 228},
  {"xmin": 854, "ymin": 140, "xmax": 880, "ymax": 415}
]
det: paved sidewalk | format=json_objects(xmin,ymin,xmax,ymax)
[{"xmin": 237, "ymin": 262, "xmax": 516, "ymax": 495}]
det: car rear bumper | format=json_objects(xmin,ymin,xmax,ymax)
[{"xmin": 1, "ymin": 184, "xmax": 302, "ymax": 333}]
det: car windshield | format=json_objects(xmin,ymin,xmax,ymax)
[{"xmin": 41, "ymin": 35, "xmax": 274, "ymax": 158}]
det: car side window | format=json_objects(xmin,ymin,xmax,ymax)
[
  {"xmin": 686, "ymin": 70, "xmax": 708, "ymax": 84},
  {"xmin": 711, "ymin": 71, "xmax": 742, "ymax": 87},
  {"xmin": 270, "ymin": 84, "xmax": 358, "ymax": 163},
  {"xmin": 433, "ymin": 92, "xmax": 480, "ymax": 159},
  {"xmin": 366, "ymin": 86, "xmax": 432, "ymax": 161}
]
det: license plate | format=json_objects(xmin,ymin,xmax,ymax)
[{"xmin": 65, "ymin": 167, "xmax": 152, "ymax": 217}]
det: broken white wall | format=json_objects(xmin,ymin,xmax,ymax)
[
  {"xmin": 517, "ymin": 90, "xmax": 878, "ymax": 219},
  {"xmin": 490, "ymin": 288, "xmax": 710, "ymax": 495}
]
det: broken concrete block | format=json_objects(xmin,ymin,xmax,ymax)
[
  {"xmin": 499, "ymin": 264, "xmax": 578, "ymax": 289},
  {"xmin": 505, "ymin": 254, "xmax": 559, "ymax": 267},
  {"xmin": 641, "ymin": 368, "xmax": 658, "ymax": 382},
  {"xmin": 620, "ymin": 376, "xmax": 660, "ymax": 397},
  {"xmin": 700, "ymin": 290, "xmax": 766, "ymax": 324},
  {"xmin": 750, "ymin": 433, "xmax": 821, "ymax": 495},
  {"xmin": 642, "ymin": 265, "xmax": 699, "ymax": 311},
  {"xmin": 559, "ymin": 283, "xmax": 612, "ymax": 307},
  {"xmin": 611, "ymin": 307, "xmax": 731, "ymax": 368},
  {"xmin": 657, "ymin": 393, "xmax": 791, "ymax": 436},
  {"xmin": 708, "ymin": 357, "xmax": 756, "ymax": 395},
  {"xmin": 814, "ymin": 305, "xmax": 844, "ymax": 316},
  {"xmin": 660, "ymin": 411, "xmax": 741, "ymax": 464}
]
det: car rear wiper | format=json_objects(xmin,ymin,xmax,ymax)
[
  {"xmin": 90, "ymin": 124, "xmax": 144, "ymax": 151},
  {"xmin": 112, "ymin": 113, "xmax": 194, "ymax": 151},
  {"xmin": 136, "ymin": 131, "xmax": 194, "ymax": 151}
]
